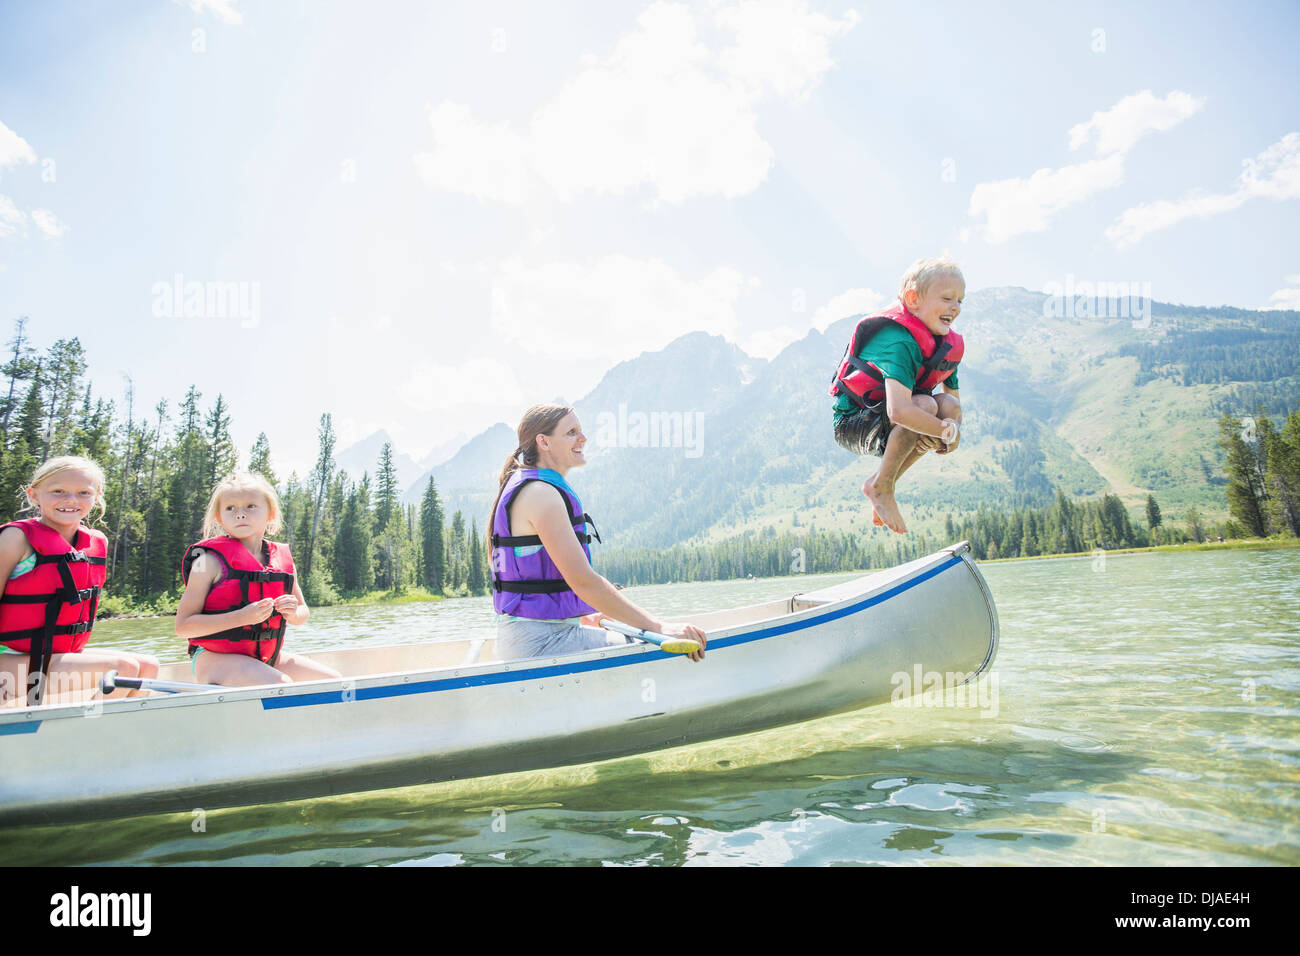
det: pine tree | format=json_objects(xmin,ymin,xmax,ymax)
[
  {"xmin": 334, "ymin": 482, "xmax": 375, "ymax": 593},
  {"xmin": 205, "ymin": 394, "xmax": 237, "ymax": 484},
  {"xmin": 249, "ymin": 432, "xmax": 277, "ymax": 485},
  {"xmin": 0, "ymin": 436, "xmax": 36, "ymax": 522},
  {"xmin": 0, "ymin": 316, "xmax": 36, "ymax": 440},
  {"xmin": 1262, "ymin": 410, "xmax": 1300, "ymax": 536},
  {"xmin": 1218, "ymin": 414, "xmax": 1268, "ymax": 536},
  {"xmin": 1145, "ymin": 494, "xmax": 1162, "ymax": 529},
  {"xmin": 138, "ymin": 400, "xmax": 169, "ymax": 596},
  {"xmin": 306, "ymin": 413, "xmax": 336, "ymax": 574},
  {"xmin": 14, "ymin": 361, "xmax": 45, "ymax": 454},
  {"xmin": 375, "ymin": 441, "xmax": 399, "ymax": 529},
  {"xmin": 467, "ymin": 518, "xmax": 486, "ymax": 595},
  {"xmin": 449, "ymin": 510, "xmax": 466, "ymax": 592},
  {"xmin": 172, "ymin": 386, "xmax": 211, "ymax": 548},
  {"xmin": 40, "ymin": 338, "xmax": 87, "ymax": 456},
  {"xmin": 419, "ymin": 476, "xmax": 445, "ymax": 594}
]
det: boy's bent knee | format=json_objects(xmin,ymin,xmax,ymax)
[{"xmin": 912, "ymin": 394, "xmax": 938, "ymax": 415}]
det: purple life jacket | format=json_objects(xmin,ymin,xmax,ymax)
[{"xmin": 490, "ymin": 469, "xmax": 600, "ymax": 619}]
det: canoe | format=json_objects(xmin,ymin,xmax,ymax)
[{"xmin": 0, "ymin": 541, "xmax": 999, "ymax": 826}]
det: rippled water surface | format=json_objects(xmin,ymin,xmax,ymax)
[{"xmin": 4, "ymin": 548, "xmax": 1298, "ymax": 865}]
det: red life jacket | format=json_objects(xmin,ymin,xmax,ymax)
[
  {"xmin": 181, "ymin": 536, "xmax": 295, "ymax": 666},
  {"xmin": 829, "ymin": 302, "xmax": 964, "ymax": 408},
  {"xmin": 0, "ymin": 518, "xmax": 107, "ymax": 705}
]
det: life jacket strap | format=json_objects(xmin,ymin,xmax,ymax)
[
  {"xmin": 228, "ymin": 568, "xmax": 294, "ymax": 585},
  {"xmin": 32, "ymin": 551, "xmax": 106, "ymax": 567},
  {"xmin": 491, "ymin": 513, "xmax": 601, "ymax": 548},
  {"xmin": 0, "ymin": 585, "xmax": 101, "ymax": 605},
  {"xmin": 21, "ymin": 553, "xmax": 101, "ymax": 706},
  {"xmin": 491, "ymin": 578, "xmax": 574, "ymax": 594}
]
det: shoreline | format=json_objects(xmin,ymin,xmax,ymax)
[{"xmin": 973, "ymin": 537, "xmax": 1300, "ymax": 564}]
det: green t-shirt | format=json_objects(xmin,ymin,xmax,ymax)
[{"xmin": 832, "ymin": 323, "xmax": 960, "ymax": 422}]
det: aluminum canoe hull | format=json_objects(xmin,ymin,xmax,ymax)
[{"xmin": 0, "ymin": 543, "xmax": 998, "ymax": 825}]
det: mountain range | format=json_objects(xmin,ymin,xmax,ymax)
[{"xmin": 333, "ymin": 287, "xmax": 1298, "ymax": 547}]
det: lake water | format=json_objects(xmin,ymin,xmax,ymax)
[{"xmin": 3, "ymin": 547, "xmax": 1297, "ymax": 866}]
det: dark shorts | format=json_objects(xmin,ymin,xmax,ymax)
[{"xmin": 834, "ymin": 400, "xmax": 892, "ymax": 458}]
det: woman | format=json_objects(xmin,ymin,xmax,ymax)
[{"xmin": 489, "ymin": 404, "xmax": 707, "ymax": 662}]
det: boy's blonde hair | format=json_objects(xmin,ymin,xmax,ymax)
[
  {"xmin": 203, "ymin": 472, "xmax": 284, "ymax": 539},
  {"xmin": 899, "ymin": 255, "xmax": 965, "ymax": 302},
  {"xmin": 22, "ymin": 455, "xmax": 108, "ymax": 522}
]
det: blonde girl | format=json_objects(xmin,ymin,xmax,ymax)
[
  {"xmin": 176, "ymin": 472, "xmax": 339, "ymax": 686},
  {"xmin": 0, "ymin": 456, "xmax": 159, "ymax": 707}
]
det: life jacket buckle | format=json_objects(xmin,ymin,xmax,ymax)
[
  {"xmin": 66, "ymin": 551, "xmax": 89, "ymax": 563},
  {"xmin": 74, "ymin": 587, "xmax": 97, "ymax": 603}
]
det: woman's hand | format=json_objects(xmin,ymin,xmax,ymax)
[
  {"xmin": 658, "ymin": 622, "xmax": 708, "ymax": 662},
  {"xmin": 580, "ymin": 612, "xmax": 604, "ymax": 628},
  {"xmin": 272, "ymin": 595, "xmax": 300, "ymax": 617}
]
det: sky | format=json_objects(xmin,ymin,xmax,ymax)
[{"xmin": 1, "ymin": 0, "xmax": 1298, "ymax": 478}]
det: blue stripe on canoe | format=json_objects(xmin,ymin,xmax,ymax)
[
  {"xmin": 261, "ymin": 555, "xmax": 965, "ymax": 711},
  {"xmin": 0, "ymin": 721, "xmax": 40, "ymax": 735}
]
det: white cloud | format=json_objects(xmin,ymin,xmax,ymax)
[
  {"xmin": 30, "ymin": 209, "xmax": 67, "ymax": 238},
  {"xmin": 413, "ymin": 103, "xmax": 530, "ymax": 204},
  {"xmin": 743, "ymin": 325, "xmax": 802, "ymax": 359},
  {"xmin": 173, "ymin": 0, "xmax": 243, "ymax": 25},
  {"xmin": 0, "ymin": 121, "xmax": 36, "ymax": 169},
  {"xmin": 1266, "ymin": 273, "xmax": 1300, "ymax": 311},
  {"xmin": 1107, "ymin": 132, "xmax": 1300, "ymax": 247},
  {"xmin": 713, "ymin": 0, "xmax": 861, "ymax": 101},
  {"xmin": 967, "ymin": 90, "xmax": 1201, "ymax": 244},
  {"xmin": 414, "ymin": 1, "xmax": 858, "ymax": 205},
  {"xmin": 744, "ymin": 286, "xmax": 888, "ymax": 359},
  {"xmin": 1068, "ymin": 90, "xmax": 1205, "ymax": 156},
  {"xmin": 489, "ymin": 254, "xmax": 749, "ymax": 362},
  {"xmin": 0, "ymin": 195, "xmax": 27, "ymax": 240},
  {"xmin": 969, "ymin": 154, "xmax": 1125, "ymax": 244},
  {"xmin": 811, "ymin": 286, "xmax": 890, "ymax": 331},
  {"xmin": 398, "ymin": 357, "xmax": 526, "ymax": 413}
]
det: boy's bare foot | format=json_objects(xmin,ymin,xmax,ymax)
[
  {"xmin": 864, "ymin": 468, "xmax": 885, "ymax": 525},
  {"xmin": 861, "ymin": 478, "xmax": 908, "ymax": 533}
]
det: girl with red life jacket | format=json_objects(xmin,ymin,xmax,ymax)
[
  {"xmin": 0, "ymin": 456, "xmax": 159, "ymax": 708},
  {"xmin": 175, "ymin": 472, "xmax": 340, "ymax": 687},
  {"xmin": 829, "ymin": 256, "xmax": 966, "ymax": 534},
  {"xmin": 489, "ymin": 404, "xmax": 707, "ymax": 662}
]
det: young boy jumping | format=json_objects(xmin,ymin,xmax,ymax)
[{"xmin": 829, "ymin": 256, "xmax": 965, "ymax": 534}]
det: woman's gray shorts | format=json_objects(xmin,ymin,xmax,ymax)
[{"xmin": 496, "ymin": 617, "xmax": 630, "ymax": 661}]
